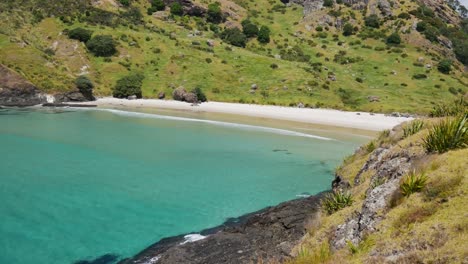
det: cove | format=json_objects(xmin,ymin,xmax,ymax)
[{"xmin": 0, "ymin": 108, "xmax": 363, "ymax": 264}]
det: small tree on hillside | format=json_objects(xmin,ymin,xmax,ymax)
[
  {"xmin": 386, "ymin": 32, "xmax": 401, "ymax": 45},
  {"xmin": 68, "ymin": 28, "xmax": 93, "ymax": 42},
  {"xmin": 257, "ymin": 26, "xmax": 271, "ymax": 44},
  {"xmin": 323, "ymin": 0, "xmax": 334, "ymax": 7},
  {"xmin": 75, "ymin": 75, "xmax": 95, "ymax": 100},
  {"xmin": 86, "ymin": 35, "xmax": 117, "ymax": 57},
  {"xmin": 242, "ymin": 20, "xmax": 259, "ymax": 38},
  {"xmin": 221, "ymin": 28, "xmax": 247, "ymax": 47},
  {"xmin": 365, "ymin": 15, "xmax": 380, "ymax": 28},
  {"xmin": 342, "ymin": 23, "xmax": 354, "ymax": 36},
  {"xmin": 170, "ymin": 2, "xmax": 183, "ymax": 16},
  {"xmin": 437, "ymin": 59, "xmax": 452, "ymax": 74},
  {"xmin": 113, "ymin": 73, "xmax": 145, "ymax": 98},
  {"xmin": 207, "ymin": 3, "xmax": 223, "ymax": 23}
]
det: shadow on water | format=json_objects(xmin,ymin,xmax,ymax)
[{"xmin": 73, "ymin": 254, "xmax": 119, "ymax": 264}]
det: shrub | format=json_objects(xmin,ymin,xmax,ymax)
[
  {"xmin": 323, "ymin": 0, "xmax": 334, "ymax": 7},
  {"xmin": 386, "ymin": 32, "xmax": 401, "ymax": 44},
  {"xmin": 257, "ymin": 26, "xmax": 271, "ymax": 43},
  {"xmin": 356, "ymin": 77, "xmax": 364, "ymax": 83},
  {"xmin": 416, "ymin": 21, "xmax": 427, "ymax": 32},
  {"xmin": 151, "ymin": 0, "xmax": 165, "ymax": 11},
  {"xmin": 86, "ymin": 35, "xmax": 117, "ymax": 57},
  {"xmin": 122, "ymin": 6, "xmax": 143, "ymax": 23},
  {"xmin": 412, "ymin": 73, "xmax": 427, "ymax": 79},
  {"xmin": 207, "ymin": 3, "xmax": 223, "ymax": 23},
  {"xmin": 430, "ymin": 97, "xmax": 467, "ymax": 117},
  {"xmin": 423, "ymin": 114, "xmax": 468, "ymax": 153},
  {"xmin": 270, "ymin": 63, "xmax": 278, "ymax": 69},
  {"xmin": 242, "ymin": 20, "xmax": 259, "ymax": 37},
  {"xmin": 365, "ymin": 15, "xmax": 380, "ymax": 28},
  {"xmin": 343, "ymin": 23, "xmax": 354, "ymax": 36},
  {"xmin": 400, "ymin": 171, "xmax": 428, "ymax": 197},
  {"xmin": 68, "ymin": 28, "xmax": 93, "ymax": 42},
  {"xmin": 403, "ymin": 120, "xmax": 424, "ymax": 138},
  {"xmin": 221, "ymin": 28, "xmax": 247, "ymax": 47},
  {"xmin": 113, "ymin": 73, "xmax": 144, "ymax": 98},
  {"xmin": 437, "ymin": 59, "xmax": 452, "ymax": 74},
  {"xmin": 322, "ymin": 191, "xmax": 353, "ymax": 214},
  {"xmin": 192, "ymin": 87, "xmax": 207, "ymax": 102},
  {"xmin": 75, "ymin": 75, "xmax": 94, "ymax": 100},
  {"xmin": 119, "ymin": 0, "xmax": 130, "ymax": 7},
  {"xmin": 170, "ymin": 2, "xmax": 183, "ymax": 16}
]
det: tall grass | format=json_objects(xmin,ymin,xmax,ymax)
[
  {"xmin": 322, "ymin": 191, "xmax": 353, "ymax": 214},
  {"xmin": 400, "ymin": 171, "xmax": 428, "ymax": 197},
  {"xmin": 423, "ymin": 114, "xmax": 468, "ymax": 153},
  {"xmin": 430, "ymin": 97, "xmax": 467, "ymax": 117},
  {"xmin": 403, "ymin": 120, "xmax": 424, "ymax": 138}
]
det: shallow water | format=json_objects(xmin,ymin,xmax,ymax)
[{"xmin": 0, "ymin": 108, "xmax": 364, "ymax": 264}]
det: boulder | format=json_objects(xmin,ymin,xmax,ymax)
[
  {"xmin": 158, "ymin": 91, "xmax": 166, "ymax": 99},
  {"xmin": 183, "ymin": 92, "xmax": 198, "ymax": 103},
  {"xmin": 206, "ymin": 39, "xmax": 215, "ymax": 47},
  {"xmin": 251, "ymin": 84, "xmax": 258, "ymax": 90},
  {"xmin": 367, "ymin": 95, "xmax": 380, "ymax": 102},
  {"xmin": 172, "ymin": 87, "xmax": 187, "ymax": 101},
  {"xmin": 297, "ymin": 102, "xmax": 304, "ymax": 108}
]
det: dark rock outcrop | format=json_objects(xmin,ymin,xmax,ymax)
[
  {"xmin": 0, "ymin": 64, "xmax": 47, "ymax": 106},
  {"xmin": 119, "ymin": 194, "xmax": 325, "ymax": 264}
]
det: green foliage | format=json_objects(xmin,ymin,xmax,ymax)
[
  {"xmin": 322, "ymin": 191, "xmax": 353, "ymax": 214},
  {"xmin": 148, "ymin": 0, "xmax": 165, "ymax": 14},
  {"xmin": 403, "ymin": 120, "xmax": 424, "ymax": 138},
  {"xmin": 386, "ymin": 32, "xmax": 401, "ymax": 45},
  {"xmin": 257, "ymin": 26, "xmax": 271, "ymax": 43},
  {"xmin": 365, "ymin": 15, "xmax": 380, "ymax": 28},
  {"xmin": 323, "ymin": 0, "xmax": 334, "ymax": 7},
  {"xmin": 343, "ymin": 23, "xmax": 354, "ymax": 36},
  {"xmin": 119, "ymin": 0, "xmax": 130, "ymax": 7},
  {"xmin": 170, "ymin": 2, "xmax": 183, "ymax": 16},
  {"xmin": 400, "ymin": 171, "xmax": 428, "ymax": 197},
  {"xmin": 430, "ymin": 97, "xmax": 468, "ymax": 117},
  {"xmin": 242, "ymin": 20, "xmax": 259, "ymax": 38},
  {"xmin": 122, "ymin": 6, "xmax": 143, "ymax": 24},
  {"xmin": 207, "ymin": 3, "xmax": 223, "ymax": 23},
  {"xmin": 86, "ymin": 35, "xmax": 117, "ymax": 57},
  {"xmin": 75, "ymin": 75, "xmax": 94, "ymax": 100},
  {"xmin": 412, "ymin": 73, "xmax": 427, "ymax": 79},
  {"xmin": 68, "ymin": 28, "xmax": 93, "ymax": 43},
  {"xmin": 192, "ymin": 87, "xmax": 207, "ymax": 102},
  {"xmin": 221, "ymin": 28, "xmax": 247, "ymax": 47},
  {"xmin": 437, "ymin": 59, "xmax": 452, "ymax": 74},
  {"xmin": 423, "ymin": 114, "xmax": 468, "ymax": 153},
  {"xmin": 113, "ymin": 73, "xmax": 145, "ymax": 98}
]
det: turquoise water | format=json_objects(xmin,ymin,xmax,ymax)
[{"xmin": 0, "ymin": 108, "xmax": 361, "ymax": 264}]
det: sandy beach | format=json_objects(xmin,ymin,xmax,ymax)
[{"xmin": 78, "ymin": 97, "xmax": 412, "ymax": 131}]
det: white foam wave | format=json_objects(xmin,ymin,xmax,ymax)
[
  {"xmin": 180, "ymin": 234, "xmax": 207, "ymax": 245},
  {"xmin": 79, "ymin": 108, "xmax": 333, "ymax": 140}
]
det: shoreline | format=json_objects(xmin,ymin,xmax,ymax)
[{"xmin": 74, "ymin": 98, "xmax": 412, "ymax": 132}]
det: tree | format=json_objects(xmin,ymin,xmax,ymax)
[
  {"xmin": 170, "ymin": 2, "xmax": 183, "ymax": 16},
  {"xmin": 119, "ymin": 0, "xmax": 130, "ymax": 7},
  {"xmin": 257, "ymin": 26, "xmax": 271, "ymax": 44},
  {"xmin": 221, "ymin": 28, "xmax": 247, "ymax": 47},
  {"xmin": 113, "ymin": 73, "xmax": 145, "ymax": 98},
  {"xmin": 242, "ymin": 20, "xmax": 259, "ymax": 38},
  {"xmin": 207, "ymin": 3, "xmax": 223, "ymax": 23},
  {"xmin": 122, "ymin": 6, "xmax": 143, "ymax": 23},
  {"xmin": 323, "ymin": 0, "xmax": 334, "ymax": 7},
  {"xmin": 342, "ymin": 23, "xmax": 354, "ymax": 36},
  {"xmin": 152, "ymin": 0, "xmax": 165, "ymax": 11},
  {"xmin": 386, "ymin": 32, "xmax": 401, "ymax": 44},
  {"xmin": 365, "ymin": 14, "xmax": 380, "ymax": 28},
  {"xmin": 75, "ymin": 75, "xmax": 95, "ymax": 100},
  {"xmin": 416, "ymin": 21, "xmax": 428, "ymax": 32},
  {"xmin": 68, "ymin": 28, "xmax": 93, "ymax": 42},
  {"xmin": 437, "ymin": 59, "xmax": 452, "ymax": 74},
  {"xmin": 86, "ymin": 35, "xmax": 117, "ymax": 57}
]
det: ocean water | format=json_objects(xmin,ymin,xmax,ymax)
[{"xmin": 0, "ymin": 108, "xmax": 363, "ymax": 264}]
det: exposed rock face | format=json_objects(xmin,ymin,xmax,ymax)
[
  {"xmin": 183, "ymin": 92, "xmax": 198, "ymax": 103},
  {"xmin": 172, "ymin": 87, "xmax": 187, "ymax": 101},
  {"xmin": 0, "ymin": 65, "xmax": 47, "ymax": 106},
  {"xmin": 119, "ymin": 194, "xmax": 324, "ymax": 264}
]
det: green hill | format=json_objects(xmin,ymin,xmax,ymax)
[{"xmin": 0, "ymin": 0, "xmax": 467, "ymax": 113}]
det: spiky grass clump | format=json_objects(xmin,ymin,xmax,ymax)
[
  {"xmin": 403, "ymin": 119, "xmax": 424, "ymax": 138},
  {"xmin": 423, "ymin": 114, "xmax": 468, "ymax": 153},
  {"xmin": 400, "ymin": 171, "xmax": 428, "ymax": 197},
  {"xmin": 322, "ymin": 191, "xmax": 353, "ymax": 214},
  {"xmin": 430, "ymin": 97, "xmax": 467, "ymax": 117}
]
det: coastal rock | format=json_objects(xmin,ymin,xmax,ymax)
[
  {"xmin": 158, "ymin": 91, "xmax": 166, "ymax": 99},
  {"xmin": 0, "ymin": 64, "xmax": 47, "ymax": 106},
  {"xmin": 172, "ymin": 87, "xmax": 187, "ymax": 101},
  {"xmin": 119, "ymin": 194, "xmax": 324, "ymax": 264},
  {"xmin": 183, "ymin": 92, "xmax": 198, "ymax": 103},
  {"xmin": 251, "ymin": 83, "xmax": 258, "ymax": 90}
]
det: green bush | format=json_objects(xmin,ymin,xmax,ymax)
[
  {"xmin": 122, "ymin": 6, "xmax": 143, "ymax": 23},
  {"xmin": 119, "ymin": 0, "xmax": 130, "ymax": 7},
  {"xmin": 86, "ymin": 35, "xmax": 117, "ymax": 57},
  {"xmin": 170, "ymin": 2, "xmax": 183, "ymax": 16},
  {"xmin": 323, "ymin": 0, "xmax": 334, "ymax": 7},
  {"xmin": 365, "ymin": 15, "xmax": 380, "ymax": 28},
  {"xmin": 403, "ymin": 120, "xmax": 424, "ymax": 138},
  {"xmin": 113, "ymin": 73, "xmax": 145, "ymax": 98},
  {"xmin": 192, "ymin": 87, "xmax": 207, "ymax": 102},
  {"xmin": 437, "ymin": 59, "xmax": 452, "ymax": 74},
  {"xmin": 412, "ymin": 73, "xmax": 427, "ymax": 79},
  {"xmin": 75, "ymin": 75, "xmax": 94, "ymax": 100},
  {"xmin": 400, "ymin": 171, "xmax": 428, "ymax": 197},
  {"xmin": 322, "ymin": 191, "xmax": 353, "ymax": 214},
  {"xmin": 343, "ymin": 23, "xmax": 354, "ymax": 36},
  {"xmin": 68, "ymin": 28, "xmax": 93, "ymax": 42},
  {"xmin": 147, "ymin": 0, "xmax": 165, "ymax": 14},
  {"xmin": 386, "ymin": 32, "xmax": 401, "ymax": 45},
  {"xmin": 423, "ymin": 114, "xmax": 468, "ymax": 153},
  {"xmin": 242, "ymin": 20, "xmax": 259, "ymax": 38},
  {"xmin": 207, "ymin": 3, "xmax": 223, "ymax": 23},
  {"xmin": 257, "ymin": 26, "xmax": 271, "ymax": 43},
  {"xmin": 221, "ymin": 28, "xmax": 247, "ymax": 47}
]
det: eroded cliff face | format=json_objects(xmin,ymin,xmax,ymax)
[{"xmin": 0, "ymin": 64, "xmax": 47, "ymax": 106}]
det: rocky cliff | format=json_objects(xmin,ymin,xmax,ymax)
[{"xmin": 0, "ymin": 64, "xmax": 47, "ymax": 106}]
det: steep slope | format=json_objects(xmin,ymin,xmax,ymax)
[{"xmin": 0, "ymin": 0, "xmax": 467, "ymax": 113}]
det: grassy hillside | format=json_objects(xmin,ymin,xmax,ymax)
[{"xmin": 0, "ymin": 0, "xmax": 467, "ymax": 113}]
